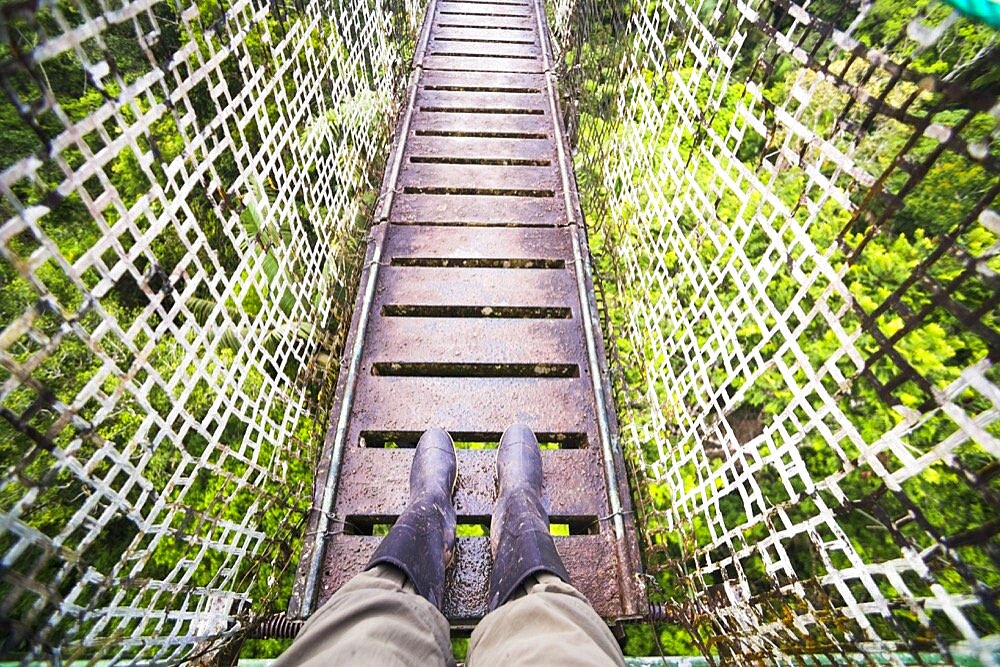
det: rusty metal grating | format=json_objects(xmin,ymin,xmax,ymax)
[{"xmin": 289, "ymin": 0, "xmax": 646, "ymax": 630}]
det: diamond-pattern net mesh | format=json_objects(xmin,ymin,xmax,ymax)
[
  {"xmin": 550, "ymin": 0, "xmax": 998, "ymax": 663},
  {"xmin": 0, "ymin": 0, "xmax": 422, "ymax": 661}
]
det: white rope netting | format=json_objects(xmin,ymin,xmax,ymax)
[
  {"xmin": 551, "ymin": 0, "xmax": 998, "ymax": 664},
  {"xmin": 0, "ymin": 0, "xmax": 422, "ymax": 661}
]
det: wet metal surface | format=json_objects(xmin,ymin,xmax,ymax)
[
  {"xmin": 334, "ymin": 449, "xmax": 606, "ymax": 518},
  {"xmin": 365, "ymin": 317, "xmax": 582, "ymax": 367},
  {"xmin": 391, "ymin": 194, "xmax": 563, "ymax": 226},
  {"xmin": 291, "ymin": 0, "xmax": 646, "ymax": 629},
  {"xmin": 320, "ymin": 535, "xmax": 618, "ymax": 627}
]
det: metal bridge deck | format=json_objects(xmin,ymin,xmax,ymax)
[{"xmin": 289, "ymin": 0, "xmax": 645, "ymax": 631}]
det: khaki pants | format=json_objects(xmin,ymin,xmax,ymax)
[{"xmin": 275, "ymin": 565, "xmax": 625, "ymax": 666}]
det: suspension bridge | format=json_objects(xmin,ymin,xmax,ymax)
[{"xmin": 0, "ymin": 0, "xmax": 997, "ymax": 663}]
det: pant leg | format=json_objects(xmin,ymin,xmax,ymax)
[
  {"xmin": 467, "ymin": 574, "xmax": 625, "ymax": 666},
  {"xmin": 273, "ymin": 564, "xmax": 454, "ymax": 667}
]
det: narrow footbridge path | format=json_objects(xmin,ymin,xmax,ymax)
[{"xmin": 290, "ymin": 0, "xmax": 645, "ymax": 631}]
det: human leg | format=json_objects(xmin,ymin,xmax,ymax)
[
  {"xmin": 275, "ymin": 428, "xmax": 459, "ymax": 667},
  {"xmin": 468, "ymin": 572, "xmax": 624, "ymax": 666},
  {"xmin": 467, "ymin": 424, "xmax": 624, "ymax": 666},
  {"xmin": 273, "ymin": 564, "xmax": 454, "ymax": 667}
]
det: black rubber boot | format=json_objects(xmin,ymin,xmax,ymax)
[
  {"xmin": 365, "ymin": 428, "xmax": 457, "ymax": 609},
  {"xmin": 487, "ymin": 423, "xmax": 570, "ymax": 611}
]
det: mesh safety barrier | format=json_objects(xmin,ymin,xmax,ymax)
[
  {"xmin": 549, "ymin": 0, "xmax": 999, "ymax": 664},
  {"xmin": 0, "ymin": 0, "xmax": 422, "ymax": 661}
]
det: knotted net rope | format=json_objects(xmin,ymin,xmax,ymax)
[
  {"xmin": 550, "ymin": 0, "xmax": 998, "ymax": 664},
  {"xmin": 0, "ymin": 0, "xmax": 422, "ymax": 661}
]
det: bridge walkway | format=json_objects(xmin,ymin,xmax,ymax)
[{"xmin": 289, "ymin": 0, "xmax": 646, "ymax": 631}]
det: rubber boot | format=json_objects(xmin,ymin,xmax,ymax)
[
  {"xmin": 487, "ymin": 423, "xmax": 570, "ymax": 611},
  {"xmin": 365, "ymin": 427, "xmax": 457, "ymax": 609}
]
